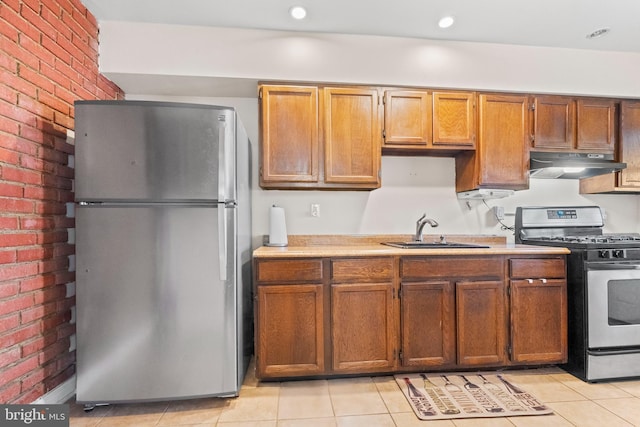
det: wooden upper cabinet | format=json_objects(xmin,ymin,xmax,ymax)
[
  {"xmin": 532, "ymin": 96, "xmax": 575, "ymax": 150},
  {"xmin": 580, "ymin": 100, "xmax": 640, "ymax": 193},
  {"xmin": 532, "ymin": 95, "xmax": 616, "ymax": 152},
  {"xmin": 456, "ymin": 93, "xmax": 529, "ymax": 192},
  {"xmin": 576, "ymin": 98, "xmax": 616, "ymax": 151},
  {"xmin": 382, "ymin": 89, "xmax": 475, "ymax": 151},
  {"xmin": 259, "ymin": 85, "xmax": 319, "ymax": 186},
  {"xmin": 619, "ymin": 101, "xmax": 640, "ymax": 187},
  {"xmin": 259, "ymin": 84, "xmax": 381, "ymax": 190},
  {"xmin": 433, "ymin": 91, "xmax": 476, "ymax": 147},
  {"xmin": 322, "ymin": 87, "xmax": 382, "ymax": 188},
  {"xmin": 259, "ymin": 82, "xmax": 625, "ymax": 193},
  {"xmin": 383, "ymin": 90, "xmax": 432, "ymax": 146}
]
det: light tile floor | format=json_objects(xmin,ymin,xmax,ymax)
[{"xmin": 69, "ymin": 363, "xmax": 640, "ymax": 426}]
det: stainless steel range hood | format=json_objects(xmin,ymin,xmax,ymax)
[{"xmin": 529, "ymin": 151, "xmax": 626, "ymax": 179}]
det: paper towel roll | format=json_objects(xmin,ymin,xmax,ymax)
[{"xmin": 267, "ymin": 205, "xmax": 288, "ymax": 247}]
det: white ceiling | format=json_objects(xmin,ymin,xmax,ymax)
[{"xmin": 83, "ymin": 0, "xmax": 640, "ymax": 53}]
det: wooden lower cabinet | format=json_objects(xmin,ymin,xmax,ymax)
[
  {"xmin": 330, "ymin": 257, "xmax": 396, "ymax": 374},
  {"xmin": 254, "ymin": 258, "xmax": 326, "ymax": 378},
  {"xmin": 400, "ymin": 279, "xmax": 507, "ymax": 369},
  {"xmin": 510, "ymin": 279, "xmax": 567, "ymax": 363},
  {"xmin": 509, "ymin": 257, "xmax": 568, "ymax": 364},
  {"xmin": 399, "ymin": 257, "xmax": 506, "ymax": 369},
  {"xmin": 331, "ymin": 282, "xmax": 396, "ymax": 373},
  {"xmin": 254, "ymin": 254, "xmax": 567, "ymax": 379},
  {"xmin": 256, "ymin": 284, "xmax": 325, "ymax": 377},
  {"xmin": 400, "ymin": 281, "xmax": 456, "ymax": 367},
  {"xmin": 456, "ymin": 280, "xmax": 506, "ymax": 366}
]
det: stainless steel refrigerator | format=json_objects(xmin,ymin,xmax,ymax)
[{"xmin": 74, "ymin": 100, "xmax": 252, "ymax": 404}]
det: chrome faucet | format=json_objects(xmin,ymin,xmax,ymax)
[{"xmin": 414, "ymin": 213, "xmax": 439, "ymax": 242}]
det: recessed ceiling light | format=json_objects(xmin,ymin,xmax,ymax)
[
  {"xmin": 289, "ymin": 6, "xmax": 307, "ymax": 20},
  {"xmin": 438, "ymin": 16, "xmax": 455, "ymax": 29},
  {"xmin": 586, "ymin": 27, "xmax": 610, "ymax": 39}
]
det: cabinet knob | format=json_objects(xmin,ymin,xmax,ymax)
[
  {"xmin": 540, "ymin": 278, "xmax": 547, "ymax": 284},
  {"xmin": 527, "ymin": 279, "xmax": 534, "ymax": 284}
]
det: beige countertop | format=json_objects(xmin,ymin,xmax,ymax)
[{"xmin": 253, "ymin": 234, "xmax": 570, "ymax": 258}]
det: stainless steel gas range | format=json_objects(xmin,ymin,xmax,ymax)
[{"xmin": 516, "ymin": 206, "xmax": 640, "ymax": 382}]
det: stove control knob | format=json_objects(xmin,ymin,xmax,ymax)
[
  {"xmin": 613, "ymin": 249, "xmax": 626, "ymax": 258},
  {"xmin": 599, "ymin": 250, "xmax": 611, "ymax": 258}
]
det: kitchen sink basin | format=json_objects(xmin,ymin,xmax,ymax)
[{"xmin": 382, "ymin": 241, "xmax": 490, "ymax": 249}]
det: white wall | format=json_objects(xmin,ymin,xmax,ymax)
[
  {"xmin": 109, "ymin": 22, "xmax": 640, "ymax": 241},
  {"xmin": 99, "ymin": 21, "xmax": 640, "ymax": 98}
]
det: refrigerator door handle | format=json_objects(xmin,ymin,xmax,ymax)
[
  {"xmin": 218, "ymin": 205, "xmax": 227, "ymax": 281},
  {"xmin": 218, "ymin": 116, "xmax": 227, "ymax": 202}
]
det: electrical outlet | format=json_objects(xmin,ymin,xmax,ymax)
[
  {"xmin": 493, "ymin": 206, "xmax": 505, "ymax": 220},
  {"xmin": 311, "ymin": 204, "xmax": 320, "ymax": 217}
]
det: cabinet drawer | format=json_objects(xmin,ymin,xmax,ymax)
[
  {"xmin": 256, "ymin": 259, "xmax": 324, "ymax": 282},
  {"xmin": 401, "ymin": 257, "xmax": 503, "ymax": 279},
  {"xmin": 510, "ymin": 258, "xmax": 565, "ymax": 279},
  {"xmin": 331, "ymin": 258, "xmax": 393, "ymax": 282}
]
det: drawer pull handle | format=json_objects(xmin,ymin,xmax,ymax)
[
  {"xmin": 540, "ymin": 278, "xmax": 547, "ymax": 284},
  {"xmin": 527, "ymin": 279, "xmax": 534, "ymax": 284}
]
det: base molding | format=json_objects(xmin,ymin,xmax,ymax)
[{"xmin": 32, "ymin": 375, "xmax": 76, "ymax": 404}]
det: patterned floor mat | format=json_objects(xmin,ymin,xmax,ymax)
[{"xmin": 395, "ymin": 372, "xmax": 553, "ymax": 420}]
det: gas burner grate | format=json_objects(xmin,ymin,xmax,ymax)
[{"xmin": 528, "ymin": 234, "xmax": 640, "ymax": 245}]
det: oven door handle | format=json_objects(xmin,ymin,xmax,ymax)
[
  {"xmin": 588, "ymin": 348, "xmax": 640, "ymax": 356},
  {"xmin": 587, "ymin": 262, "xmax": 640, "ymax": 270}
]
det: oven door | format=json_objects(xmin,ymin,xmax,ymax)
[{"xmin": 587, "ymin": 262, "xmax": 640, "ymax": 349}]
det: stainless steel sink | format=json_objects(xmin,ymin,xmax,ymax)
[{"xmin": 382, "ymin": 241, "xmax": 490, "ymax": 249}]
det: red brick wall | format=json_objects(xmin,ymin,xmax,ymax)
[{"xmin": 0, "ymin": 0, "xmax": 124, "ymax": 403}]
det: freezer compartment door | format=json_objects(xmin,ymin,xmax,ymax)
[
  {"xmin": 75, "ymin": 204, "xmax": 237, "ymax": 402},
  {"xmin": 74, "ymin": 101, "xmax": 236, "ymax": 202}
]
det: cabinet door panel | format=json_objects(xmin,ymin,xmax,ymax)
[
  {"xmin": 257, "ymin": 284, "xmax": 325, "ymax": 377},
  {"xmin": 323, "ymin": 87, "xmax": 381, "ymax": 186},
  {"xmin": 383, "ymin": 90, "xmax": 432, "ymax": 146},
  {"xmin": 401, "ymin": 281, "xmax": 456, "ymax": 367},
  {"xmin": 456, "ymin": 280, "xmax": 506, "ymax": 366},
  {"xmin": 433, "ymin": 92, "xmax": 475, "ymax": 146},
  {"xmin": 619, "ymin": 101, "xmax": 640, "ymax": 187},
  {"xmin": 260, "ymin": 85, "xmax": 319, "ymax": 184},
  {"xmin": 331, "ymin": 282, "xmax": 395, "ymax": 373},
  {"xmin": 510, "ymin": 279, "xmax": 567, "ymax": 363},
  {"xmin": 576, "ymin": 99, "xmax": 615, "ymax": 152},
  {"xmin": 477, "ymin": 94, "xmax": 529, "ymax": 188},
  {"xmin": 533, "ymin": 96, "xmax": 575, "ymax": 149}
]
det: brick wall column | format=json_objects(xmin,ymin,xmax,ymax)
[{"xmin": 0, "ymin": 0, "xmax": 124, "ymax": 403}]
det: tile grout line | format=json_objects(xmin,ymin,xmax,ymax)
[{"xmin": 589, "ymin": 397, "xmax": 639, "ymax": 426}]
